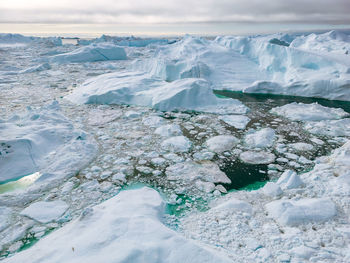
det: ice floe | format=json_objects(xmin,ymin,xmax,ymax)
[
  {"xmin": 270, "ymin": 102, "xmax": 348, "ymax": 121},
  {"xmin": 20, "ymin": 200, "xmax": 68, "ymax": 224},
  {"xmin": 244, "ymin": 128, "xmax": 276, "ymax": 148},
  {"xmin": 205, "ymin": 135, "xmax": 239, "ymax": 153}
]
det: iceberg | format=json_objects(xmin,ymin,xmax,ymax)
[
  {"xmin": 49, "ymin": 43, "xmax": 127, "ymax": 63},
  {"xmin": 3, "ymin": 187, "xmax": 231, "ymax": 263},
  {"xmin": 0, "ymin": 102, "xmax": 96, "ymax": 190},
  {"xmin": 66, "ymin": 73, "xmax": 249, "ymax": 113}
]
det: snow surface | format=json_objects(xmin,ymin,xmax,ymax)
[{"xmin": 3, "ymin": 187, "xmax": 231, "ymax": 263}]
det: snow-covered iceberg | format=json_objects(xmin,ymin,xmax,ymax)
[
  {"xmin": 0, "ymin": 101, "xmax": 96, "ymax": 190},
  {"xmin": 66, "ymin": 72, "xmax": 249, "ymax": 113},
  {"xmin": 216, "ymin": 31, "xmax": 350, "ymax": 101},
  {"xmin": 3, "ymin": 187, "xmax": 231, "ymax": 263},
  {"xmin": 49, "ymin": 43, "xmax": 127, "ymax": 63}
]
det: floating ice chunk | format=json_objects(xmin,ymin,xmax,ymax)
[
  {"xmin": 155, "ymin": 124, "xmax": 182, "ymax": 137},
  {"xmin": 19, "ymin": 63, "xmax": 51, "ymax": 74},
  {"xmin": 265, "ymin": 198, "xmax": 336, "ymax": 226},
  {"xmin": 239, "ymin": 151, "xmax": 275, "ymax": 164},
  {"xmin": 276, "ymin": 170, "xmax": 303, "ymax": 190},
  {"xmin": 0, "ymin": 207, "xmax": 12, "ymax": 232},
  {"xmin": 4, "ymin": 187, "xmax": 231, "ymax": 263},
  {"xmin": 244, "ymin": 128, "xmax": 276, "ymax": 148},
  {"xmin": 219, "ymin": 115, "xmax": 250, "ymax": 129},
  {"xmin": 20, "ymin": 200, "xmax": 68, "ymax": 224},
  {"xmin": 166, "ymin": 161, "xmax": 231, "ymax": 184},
  {"xmin": 304, "ymin": 118, "xmax": 350, "ymax": 137},
  {"xmin": 193, "ymin": 151, "xmax": 215, "ymax": 161},
  {"xmin": 205, "ymin": 135, "xmax": 239, "ymax": 153},
  {"xmin": 142, "ymin": 116, "xmax": 164, "ymax": 127},
  {"xmin": 262, "ymin": 182, "xmax": 283, "ymax": 197},
  {"xmin": 289, "ymin": 142, "xmax": 314, "ymax": 151},
  {"xmin": 291, "ymin": 246, "xmax": 315, "ymax": 260},
  {"xmin": 124, "ymin": 110, "xmax": 141, "ymax": 119},
  {"xmin": 161, "ymin": 136, "xmax": 192, "ymax": 153},
  {"xmin": 270, "ymin": 102, "xmax": 348, "ymax": 121},
  {"xmin": 50, "ymin": 43, "xmax": 127, "ymax": 63},
  {"xmin": 195, "ymin": 181, "xmax": 215, "ymax": 193},
  {"xmin": 213, "ymin": 198, "xmax": 252, "ymax": 215}
]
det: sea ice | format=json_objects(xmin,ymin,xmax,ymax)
[
  {"xmin": 218, "ymin": 115, "xmax": 250, "ymax": 129},
  {"xmin": 239, "ymin": 151, "xmax": 275, "ymax": 164},
  {"xmin": 270, "ymin": 102, "xmax": 348, "ymax": 121},
  {"xmin": 166, "ymin": 161, "xmax": 231, "ymax": 184},
  {"xmin": 160, "ymin": 136, "xmax": 192, "ymax": 153},
  {"xmin": 205, "ymin": 135, "xmax": 239, "ymax": 153},
  {"xmin": 20, "ymin": 200, "xmax": 68, "ymax": 224},
  {"xmin": 244, "ymin": 128, "xmax": 276, "ymax": 148}
]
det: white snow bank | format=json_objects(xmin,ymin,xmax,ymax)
[
  {"xmin": 0, "ymin": 101, "xmax": 96, "ymax": 188},
  {"xmin": 205, "ymin": 135, "xmax": 239, "ymax": 153},
  {"xmin": 20, "ymin": 200, "xmax": 68, "ymax": 223},
  {"xmin": 265, "ymin": 198, "xmax": 337, "ymax": 226},
  {"xmin": 3, "ymin": 187, "xmax": 231, "ymax": 263},
  {"xmin": 66, "ymin": 72, "xmax": 249, "ymax": 114},
  {"xmin": 244, "ymin": 128, "xmax": 276, "ymax": 148},
  {"xmin": 270, "ymin": 102, "xmax": 348, "ymax": 121},
  {"xmin": 49, "ymin": 43, "xmax": 127, "ymax": 63}
]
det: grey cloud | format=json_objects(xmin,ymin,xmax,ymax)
[{"xmin": 0, "ymin": 0, "xmax": 349, "ymax": 24}]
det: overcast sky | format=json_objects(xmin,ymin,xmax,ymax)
[{"xmin": 0, "ymin": 0, "xmax": 349, "ymax": 35}]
